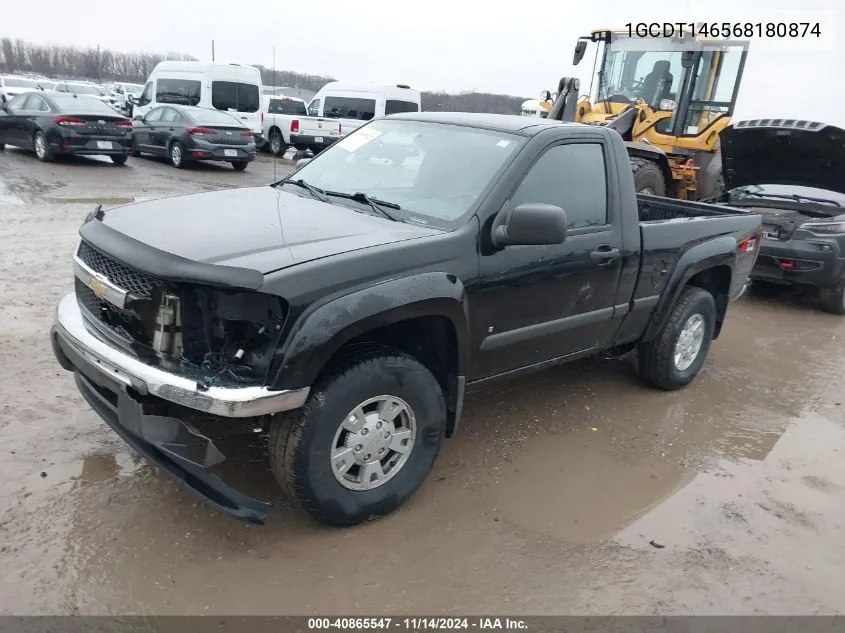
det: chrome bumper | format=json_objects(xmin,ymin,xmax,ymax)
[{"xmin": 52, "ymin": 292, "xmax": 309, "ymax": 418}]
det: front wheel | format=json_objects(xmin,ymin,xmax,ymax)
[
  {"xmin": 635, "ymin": 286, "xmax": 716, "ymax": 390},
  {"xmin": 819, "ymin": 279, "xmax": 845, "ymax": 314},
  {"xmin": 269, "ymin": 350, "xmax": 446, "ymax": 527},
  {"xmin": 111, "ymin": 153, "xmax": 128, "ymax": 165},
  {"xmin": 231, "ymin": 160, "xmax": 248, "ymax": 171}
]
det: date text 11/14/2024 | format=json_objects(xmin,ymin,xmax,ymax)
[
  {"xmin": 307, "ymin": 617, "xmax": 529, "ymax": 630},
  {"xmin": 625, "ymin": 22, "xmax": 822, "ymax": 38}
]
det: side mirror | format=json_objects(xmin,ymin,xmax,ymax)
[
  {"xmin": 133, "ymin": 114, "xmax": 144, "ymax": 122},
  {"xmin": 573, "ymin": 40, "xmax": 588, "ymax": 66},
  {"xmin": 492, "ymin": 203, "xmax": 568, "ymax": 247}
]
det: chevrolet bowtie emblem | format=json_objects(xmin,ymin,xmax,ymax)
[{"xmin": 90, "ymin": 275, "xmax": 108, "ymax": 301}]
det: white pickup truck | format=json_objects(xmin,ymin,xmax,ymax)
[{"xmin": 261, "ymin": 94, "xmax": 341, "ymax": 157}]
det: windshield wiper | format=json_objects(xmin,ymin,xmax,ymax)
[
  {"xmin": 735, "ymin": 190, "xmax": 841, "ymax": 207},
  {"xmin": 275, "ymin": 178, "xmax": 329, "ymax": 202},
  {"xmin": 324, "ymin": 191, "xmax": 400, "ymax": 221}
]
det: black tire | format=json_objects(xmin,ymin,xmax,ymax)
[
  {"xmin": 0, "ymin": 142, "xmax": 5, "ymax": 150},
  {"xmin": 130, "ymin": 139, "xmax": 141, "ymax": 158},
  {"xmin": 631, "ymin": 157, "xmax": 666, "ymax": 196},
  {"xmin": 169, "ymin": 141, "xmax": 185, "ymax": 168},
  {"xmin": 269, "ymin": 128, "xmax": 287, "ymax": 157},
  {"xmin": 269, "ymin": 350, "xmax": 447, "ymax": 527},
  {"xmin": 111, "ymin": 153, "xmax": 128, "ymax": 165},
  {"xmin": 819, "ymin": 279, "xmax": 845, "ymax": 314},
  {"xmin": 635, "ymin": 286, "xmax": 716, "ymax": 390},
  {"xmin": 231, "ymin": 161, "xmax": 248, "ymax": 171},
  {"xmin": 33, "ymin": 130, "xmax": 53, "ymax": 162}
]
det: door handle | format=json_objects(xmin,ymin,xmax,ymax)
[{"xmin": 590, "ymin": 246, "xmax": 620, "ymax": 264}]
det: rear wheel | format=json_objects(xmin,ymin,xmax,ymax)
[
  {"xmin": 269, "ymin": 129, "xmax": 287, "ymax": 157},
  {"xmin": 269, "ymin": 350, "xmax": 446, "ymax": 527},
  {"xmin": 631, "ymin": 157, "xmax": 666, "ymax": 196},
  {"xmin": 111, "ymin": 153, "xmax": 128, "ymax": 165},
  {"xmin": 635, "ymin": 286, "xmax": 716, "ymax": 390},
  {"xmin": 169, "ymin": 141, "xmax": 185, "ymax": 168},
  {"xmin": 231, "ymin": 161, "xmax": 248, "ymax": 171},
  {"xmin": 33, "ymin": 131, "xmax": 53, "ymax": 162},
  {"xmin": 0, "ymin": 142, "xmax": 5, "ymax": 150},
  {"xmin": 819, "ymin": 279, "xmax": 845, "ymax": 314}
]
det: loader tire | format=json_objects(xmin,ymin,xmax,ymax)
[{"xmin": 631, "ymin": 158, "xmax": 666, "ymax": 196}]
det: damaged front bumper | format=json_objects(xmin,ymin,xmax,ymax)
[{"xmin": 50, "ymin": 292, "xmax": 310, "ymax": 523}]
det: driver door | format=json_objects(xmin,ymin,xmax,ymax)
[{"xmin": 469, "ymin": 139, "xmax": 625, "ymax": 380}]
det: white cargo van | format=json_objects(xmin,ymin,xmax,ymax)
[
  {"xmin": 305, "ymin": 82, "xmax": 421, "ymax": 135},
  {"xmin": 132, "ymin": 62, "xmax": 264, "ymax": 140}
]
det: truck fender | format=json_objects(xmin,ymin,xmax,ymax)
[
  {"xmin": 273, "ymin": 272, "xmax": 470, "ymax": 394},
  {"xmin": 641, "ymin": 236, "xmax": 737, "ymax": 343}
]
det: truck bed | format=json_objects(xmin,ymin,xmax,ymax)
[{"xmin": 637, "ymin": 193, "xmax": 754, "ymax": 222}]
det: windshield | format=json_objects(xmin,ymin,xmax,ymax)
[
  {"xmin": 289, "ymin": 118, "xmax": 524, "ymax": 228},
  {"xmin": 4, "ymin": 77, "xmax": 38, "ymax": 88},
  {"xmin": 599, "ymin": 36, "xmax": 684, "ymax": 108}
]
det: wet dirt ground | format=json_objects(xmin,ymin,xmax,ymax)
[{"xmin": 1, "ymin": 146, "xmax": 844, "ymax": 616}]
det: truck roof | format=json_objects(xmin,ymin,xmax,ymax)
[{"xmin": 387, "ymin": 111, "xmax": 581, "ymax": 134}]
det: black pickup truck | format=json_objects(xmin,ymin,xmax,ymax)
[{"xmin": 50, "ymin": 112, "xmax": 762, "ymax": 527}]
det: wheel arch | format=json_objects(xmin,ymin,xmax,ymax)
[
  {"xmin": 271, "ymin": 273, "xmax": 470, "ymax": 436},
  {"xmin": 642, "ymin": 237, "xmax": 736, "ymax": 343}
]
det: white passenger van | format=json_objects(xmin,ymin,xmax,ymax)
[
  {"xmin": 132, "ymin": 62, "xmax": 264, "ymax": 139},
  {"xmin": 305, "ymin": 82, "xmax": 421, "ymax": 134}
]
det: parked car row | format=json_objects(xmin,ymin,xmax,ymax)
[
  {"xmin": 0, "ymin": 93, "xmax": 256, "ymax": 170},
  {"xmin": 3, "ymin": 66, "xmax": 426, "ymax": 166}
]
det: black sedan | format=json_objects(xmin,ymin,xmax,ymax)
[
  {"xmin": 131, "ymin": 105, "xmax": 256, "ymax": 170},
  {"xmin": 0, "ymin": 92, "xmax": 132, "ymax": 164}
]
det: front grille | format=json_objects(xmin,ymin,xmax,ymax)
[
  {"xmin": 77, "ymin": 241, "xmax": 159, "ymax": 299},
  {"xmin": 75, "ymin": 278, "xmax": 135, "ymax": 342}
]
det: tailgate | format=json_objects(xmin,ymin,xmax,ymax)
[{"xmin": 298, "ymin": 116, "xmax": 341, "ymax": 138}]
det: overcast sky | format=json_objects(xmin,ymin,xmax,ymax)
[{"xmin": 4, "ymin": 0, "xmax": 842, "ymax": 124}]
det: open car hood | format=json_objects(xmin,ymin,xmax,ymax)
[{"xmin": 720, "ymin": 120, "xmax": 845, "ymax": 195}]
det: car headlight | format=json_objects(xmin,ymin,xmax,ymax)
[{"xmin": 802, "ymin": 221, "xmax": 845, "ymax": 235}]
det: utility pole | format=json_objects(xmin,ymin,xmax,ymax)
[
  {"xmin": 97, "ymin": 44, "xmax": 102, "ymax": 84},
  {"xmin": 211, "ymin": 40, "xmax": 215, "ymax": 62}
]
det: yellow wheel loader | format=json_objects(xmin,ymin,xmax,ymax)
[{"xmin": 545, "ymin": 29, "xmax": 749, "ymax": 200}]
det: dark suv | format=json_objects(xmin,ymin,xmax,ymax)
[{"xmin": 713, "ymin": 119, "xmax": 845, "ymax": 314}]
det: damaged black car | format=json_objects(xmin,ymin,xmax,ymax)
[{"xmin": 712, "ymin": 119, "xmax": 845, "ymax": 313}]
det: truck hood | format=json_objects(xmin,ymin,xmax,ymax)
[
  {"xmin": 98, "ymin": 186, "xmax": 441, "ymax": 274},
  {"xmin": 720, "ymin": 120, "xmax": 845, "ymax": 195}
]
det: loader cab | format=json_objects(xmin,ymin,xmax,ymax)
[{"xmin": 578, "ymin": 30, "xmax": 748, "ymax": 148}]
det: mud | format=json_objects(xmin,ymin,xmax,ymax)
[{"xmin": 1, "ymin": 147, "xmax": 845, "ymax": 615}]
